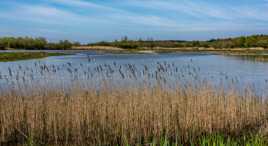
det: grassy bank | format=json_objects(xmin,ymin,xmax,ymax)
[
  {"xmin": 0, "ymin": 52, "xmax": 65, "ymax": 62},
  {"xmin": 0, "ymin": 84, "xmax": 267, "ymax": 145}
]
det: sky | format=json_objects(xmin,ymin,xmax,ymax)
[{"xmin": 0, "ymin": 0, "xmax": 268, "ymax": 43}]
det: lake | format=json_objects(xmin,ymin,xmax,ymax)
[{"xmin": 0, "ymin": 50, "xmax": 268, "ymax": 97}]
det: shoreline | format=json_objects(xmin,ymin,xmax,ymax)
[
  {"xmin": 73, "ymin": 45, "xmax": 267, "ymax": 52},
  {"xmin": 2, "ymin": 46, "xmax": 267, "ymax": 53}
]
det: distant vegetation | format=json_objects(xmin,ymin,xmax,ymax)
[
  {"xmin": 1, "ymin": 35, "xmax": 268, "ymax": 50},
  {"xmin": 0, "ymin": 52, "xmax": 65, "ymax": 62},
  {"xmin": 0, "ymin": 37, "xmax": 74, "ymax": 50},
  {"xmin": 90, "ymin": 35, "xmax": 268, "ymax": 49}
]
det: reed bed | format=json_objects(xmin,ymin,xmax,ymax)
[
  {"xmin": 0, "ymin": 83, "xmax": 267, "ymax": 145},
  {"xmin": 0, "ymin": 59, "xmax": 268, "ymax": 145}
]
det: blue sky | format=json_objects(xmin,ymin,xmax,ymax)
[{"xmin": 0, "ymin": 0, "xmax": 268, "ymax": 43}]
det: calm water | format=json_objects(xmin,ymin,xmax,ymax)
[{"xmin": 0, "ymin": 50, "xmax": 268, "ymax": 96}]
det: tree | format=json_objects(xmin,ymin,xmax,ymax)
[
  {"xmin": 73, "ymin": 41, "xmax": 81, "ymax": 46},
  {"xmin": 0, "ymin": 40, "xmax": 5, "ymax": 49},
  {"xmin": 58, "ymin": 40, "xmax": 72, "ymax": 50},
  {"xmin": 121, "ymin": 36, "xmax": 128, "ymax": 42}
]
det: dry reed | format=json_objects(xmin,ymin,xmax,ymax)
[{"xmin": 0, "ymin": 83, "xmax": 267, "ymax": 145}]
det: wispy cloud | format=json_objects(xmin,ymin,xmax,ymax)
[
  {"xmin": 121, "ymin": 0, "xmax": 268, "ymax": 21},
  {"xmin": 49, "ymin": 0, "xmax": 181, "ymax": 28},
  {"xmin": 124, "ymin": 0, "xmax": 231, "ymax": 19},
  {"xmin": 50, "ymin": 0, "xmax": 120, "ymax": 12},
  {"xmin": 0, "ymin": 1, "xmax": 181, "ymax": 29},
  {"xmin": 0, "ymin": 4, "xmax": 92, "ymax": 26}
]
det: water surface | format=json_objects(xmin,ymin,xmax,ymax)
[{"xmin": 0, "ymin": 50, "xmax": 268, "ymax": 96}]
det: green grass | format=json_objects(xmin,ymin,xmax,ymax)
[
  {"xmin": 19, "ymin": 134, "xmax": 267, "ymax": 146},
  {"xmin": 25, "ymin": 135, "xmax": 265, "ymax": 146},
  {"xmin": 0, "ymin": 52, "xmax": 65, "ymax": 62},
  {"xmin": 143, "ymin": 134, "xmax": 267, "ymax": 146},
  {"xmin": 198, "ymin": 135, "xmax": 266, "ymax": 146}
]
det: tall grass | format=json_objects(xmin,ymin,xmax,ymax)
[
  {"xmin": 0, "ymin": 60, "xmax": 267, "ymax": 145},
  {"xmin": 0, "ymin": 83, "xmax": 267, "ymax": 145}
]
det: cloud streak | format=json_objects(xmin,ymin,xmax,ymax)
[
  {"xmin": 0, "ymin": 4, "xmax": 92, "ymax": 26},
  {"xmin": 50, "ymin": 0, "xmax": 121, "ymax": 12},
  {"xmin": 122, "ymin": 0, "xmax": 268, "ymax": 21}
]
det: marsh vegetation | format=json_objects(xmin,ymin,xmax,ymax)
[
  {"xmin": 0, "ymin": 53, "xmax": 268, "ymax": 145},
  {"xmin": 0, "ymin": 82, "xmax": 267, "ymax": 146}
]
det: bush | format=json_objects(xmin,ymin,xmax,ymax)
[{"xmin": 0, "ymin": 37, "xmax": 73, "ymax": 50}]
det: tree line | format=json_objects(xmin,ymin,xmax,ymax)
[
  {"xmin": 90, "ymin": 35, "xmax": 268, "ymax": 49},
  {"xmin": 1, "ymin": 35, "xmax": 268, "ymax": 50},
  {"xmin": 0, "ymin": 37, "xmax": 74, "ymax": 50}
]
